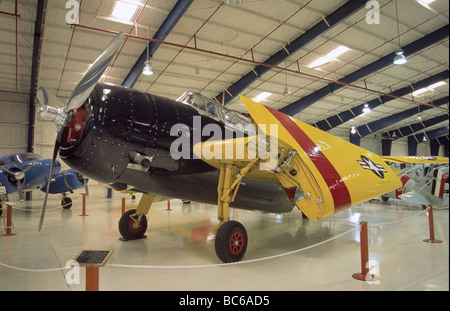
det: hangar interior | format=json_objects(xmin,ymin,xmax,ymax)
[{"xmin": 0, "ymin": 0, "xmax": 449, "ymax": 291}]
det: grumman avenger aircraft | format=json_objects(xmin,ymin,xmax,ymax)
[{"xmin": 37, "ymin": 32, "xmax": 412, "ymax": 263}]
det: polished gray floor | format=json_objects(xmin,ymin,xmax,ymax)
[{"xmin": 0, "ymin": 194, "xmax": 448, "ymax": 291}]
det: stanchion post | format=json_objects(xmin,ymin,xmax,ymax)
[
  {"xmin": 79, "ymin": 194, "xmax": 89, "ymax": 216},
  {"xmin": 424, "ymin": 205, "xmax": 442, "ymax": 243},
  {"xmin": 121, "ymin": 197, "xmax": 126, "ymax": 215},
  {"xmin": 166, "ymin": 199, "xmax": 171, "ymax": 211},
  {"xmin": 86, "ymin": 267, "xmax": 99, "ymax": 291},
  {"xmin": 74, "ymin": 249, "xmax": 113, "ymax": 292},
  {"xmin": 1, "ymin": 203, "xmax": 16, "ymax": 237},
  {"xmin": 352, "ymin": 221, "xmax": 379, "ymax": 282}
]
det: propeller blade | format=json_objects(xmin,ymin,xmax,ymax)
[
  {"xmin": 83, "ymin": 179, "xmax": 89, "ymax": 196},
  {"xmin": 38, "ymin": 138, "xmax": 61, "ymax": 232},
  {"xmin": 22, "ymin": 161, "xmax": 36, "ymax": 173},
  {"xmin": 0, "ymin": 165, "xmax": 25, "ymax": 201},
  {"xmin": 37, "ymin": 87, "xmax": 63, "ymax": 108},
  {"xmin": 16, "ymin": 180, "xmax": 25, "ymax": 202},
  {"xmin": 64, "ymin": 32, "xmax": 124, "ymax": 113},
  {"xmin": 0, "ymin": 165, "xmax": 12, "ymax": 175}
]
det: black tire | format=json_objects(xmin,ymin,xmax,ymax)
[
  {"xmin": 381, "ymin": 195, "xmax": 389, "ymax": 202},
  {"xmin": 215, "ymin": 220, "xmax": 247, "ymax": 263},
  {"xmin": 119, "ymin": 209, "xmax": 148, "ymax": 240},
  {"xmin": 61, "ymin": 197, "xmax": 72, "ymax": 209}
]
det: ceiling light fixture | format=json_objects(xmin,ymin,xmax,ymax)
[
  {"xmin": 252, "ymin": 92, "xmax": 272, "ymax": 103},
  {"xmin": 307, "ymin": 45, "xmax": 350, "ymax": 69},
  {"xmin": 142, "ymin": 36, "xmax": 154, "ymax": 76},
  {"xmin": 417, "ymin": 0, "xmax": 436, "ymax": 10},
  {"xmin": 351, "ymin": 127, "xmax": 357, "ymax": 135},
  {"xmin": 412, "ymin": 81, "xmax": 446, "ymax": 97},
  {"xmin": 393, "ymin": 0, "xmax": 407, "ymax": 65},
  {"xmin": 362, "ymin": 103, "xmax": 371, "ymax": 114},
  {"xmin": 111, "ymin": 1, "xmax": 140, "ymax": 22},
  {"xmin": 393, "ymin": 49, "xmax": 407, "ymax": 65},
  {"xmin": 142, "ymin": 60, "xmax": 153, "ymax": 76}
]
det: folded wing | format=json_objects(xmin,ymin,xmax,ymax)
[{"xmin": 194, "ymin": 95, "xmax": 402, "ymax": 221}]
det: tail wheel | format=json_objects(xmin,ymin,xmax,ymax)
[
  {"xmin": 119, "ymin": 209, "xmax": 148, "ymax": 240},
  {"xmin": 215, "ymin": 220, "xmax": 247, "ymax": 263}
]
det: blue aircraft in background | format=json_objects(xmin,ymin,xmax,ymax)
[{"xmin": 0, "ymin": 153, "xmax": 88, "ymax": 211}]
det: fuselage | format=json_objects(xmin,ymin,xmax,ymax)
[{"xmin": 57, "ymin": 83, "xmax": 295, "ymax": 213}]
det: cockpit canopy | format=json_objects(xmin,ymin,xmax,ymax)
[{"xmin": 177, "ymin": 91, "xmax": 254, "ymax": 133}]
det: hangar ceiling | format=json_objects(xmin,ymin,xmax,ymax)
[{"xmin": 0, "ymin": 0, "xmax": 448, "ymax": 153}]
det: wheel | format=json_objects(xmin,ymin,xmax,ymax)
[
  {"xmin": 61, "ymin": 197, "xmax": 72, "ymax": 209},
  {"xmin": 381, "ymin": 195, "xmax": 389, "ymax": 202},
  {"xmin": 215, "ymin": 220, "xmax": 247, "ymax": 263},
  {"xmin": 119, "ymin": 209, "xmax": 148, "ymax": 240}
]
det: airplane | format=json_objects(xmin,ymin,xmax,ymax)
[
  {"xmin": 40, "ymin": 168, "xmax": 89, "ymax": 209},
  {"xmin": 36, "ymin": 32, "xmax": 404, "ymax": 263},
  {"xmin": 0, "ymin": 152, "xmax": 88, "ymax": 210},
  {"xmin": 380, "ymin": 156, "xmax": 449, "ymax": 207}
]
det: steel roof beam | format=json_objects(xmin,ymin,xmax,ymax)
[
  {"xmin": 354, "ymin": 96, "xmax": 449, "ymax": 139},
  {"xmin": 407, "ymin": 125, "xmax": 449, "ymax": 156},
  {"xmin": 382, "ymin": 111, "xmax": 449, "ymax": 141},
  {"xmin": 314, "ymin": 71, "xmax": 449, "ymax": 131},
  {"xmin": 215, "ymin": 0, "xmax": 367, "ymax": 105},
  {"xmin": 280, "ymin": 25, "xmax": 449, "ymax": 116},
  {"xmin": 430, "ymin": 136, "xmax": 449, "ymax": 156},
  {"xmin": 122, "ymin": 0, "xmax": 193, "ymax": 88}
]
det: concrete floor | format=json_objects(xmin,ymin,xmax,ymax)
[{"xmin": 0, "ymin": 194, "xmax": 448, "ymax": 291}]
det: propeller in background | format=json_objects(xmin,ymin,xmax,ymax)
[
  {"xmin": 0, "ymin": 162, "xmax": 36, "ymax": 201},
  {"xmin": 37, "ymin": 32, "xmax": 125, "ymax": 231}
]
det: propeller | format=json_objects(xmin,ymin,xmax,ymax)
[
  {"xmin": 37, "ymin": 32, "xmax": 125, "ymax": 231},
  {"xmin": 76, "ymin": 172, "xmax": 89, "ymax": 196},
  {"xmin": 0, "ymin": 162, "xmax": 36, "ymax": 201}
]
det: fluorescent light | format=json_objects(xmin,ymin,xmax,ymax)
[
  {"xmin": 412, "ymin": 88, "xmax": 428, "ymax": 97},
  {"xmin": 307, "ymin": 45, "xmax": 350, "ymax": 69},
  {"xmin": 112, "ymin": 1, "xmax": 139, "ymax": 22},
  {"xmin": 307, "ymin": 57, "xmax": 330, "ymax": 69},
  {"xmin": 252, "ymin": 92, "xmax": 272, "ymax": 103},
  {"xmin": 328, "ymin": 46, "xmax": 350, "ymax": 58},
  {"xmin": 417, "ymin": 0, "xmax": 435, "ymax": 9},
  {"xmin": 412, "ymin": 81, "xmax": 447, "ymax": 97},
  {"xmin": 428, "ymin": 81, "xmax": 446, "ymax": 89}
]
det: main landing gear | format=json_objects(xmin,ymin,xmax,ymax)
[{"xmin": 118, "ymin": 160, "xmax": 258, "ymax": 263}]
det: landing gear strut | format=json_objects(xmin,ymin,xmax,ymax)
[{"xmin": 214, "ymin": 159, "xmax": 259, "ymax": 263}]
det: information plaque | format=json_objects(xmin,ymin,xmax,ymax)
[{"xmin": 74, "ymin": 249, "xmax": 113, "ymax": 267}]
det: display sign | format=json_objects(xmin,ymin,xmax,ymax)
[{"xmin": 74, "ymin": 250, "xmax": 113, "ymax": 267}]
